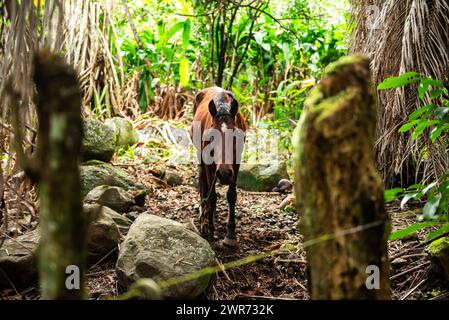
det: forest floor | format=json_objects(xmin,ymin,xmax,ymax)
[
  {"xmin": 87, "ymin": 162, "xmax": 449, "ymax": 300},
  {"xmin": 1, "ymin": 118, "xmax": 449, "ymax": 300}
]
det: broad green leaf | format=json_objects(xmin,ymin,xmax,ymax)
[
  {"xmin": 408, "ymin": 183, "xmax": 424, "ymax": 190},
  {"xmin": 157, "ymin": 20, "xmax": 165, "ymax": 39},
  {"xmin": 430, "ymin": 126, "xmax": 445, "ymax": 143},
  {"xmin": 430, "ymin": 89, "xmax": 444, "ymax": 99},
  {"xmin": 389, "ymin": 221, "xmax": 440, "ymax": 241},
  {"xmin": 378, "ymin": 72, "xmax": 420, "ymax": 90},
  {"xmin": 399, "ymin": 120, "xmax": 420, "ymax": 133},
  {"xmin": 418, "ymin": 81, "xmax": 429, "ymax": 99},
  {"xmin": 182, "ymin": 19, "xmax": 191, "ymax": 47},
  {"xmin": 427, "ymin": 223, "xmax": 449, "ymax": 241},
  {"xmin": 434, "ymin": 107, "xmax": 449, "ymax": 119},
  {"xmin": 422, "ymin": 182, "xmax": 438, "ymax": 195},
  {"xmin": 423, "ymin": 78, "xmax": 445, "ymax": 88},
  {"xmin": 412, "ymin": 120, "xmax": 440, "ymax": 139},
  {"xmin": 166, "ymin": 22, "xmax": 184, "ymax": 41},
  {"xmin": 400, "ymin": 192, "xmax": 419, "ymax": 209},
  {"xmin": 423, "ymin": 193, "xmax": 442, "ymax": 220},
  {"xmin": 384, "ymin": 188, "xmax": 403, "ymax": 203},
  {"xmin": 161, "ymin": 47, "xmax": 173, "ymax": 60},
  {"xmin": 179, "ymin": 58, "xmax": 190, "ymax": 87},
  {"xmin": 261, "ymin": 43, "xmax": 271, "ymax": 51},
  {"xmin": 408, "ymin": 104, "xmax": 435, "ymax": 120},
  {"xmin": 438, "ymin": 181, "xmax": 449, "ymax": 192}
]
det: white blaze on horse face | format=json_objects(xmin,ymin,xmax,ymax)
[{"xmin": 221, "ymin": 122, "xmax": 228, "ymax": 133}]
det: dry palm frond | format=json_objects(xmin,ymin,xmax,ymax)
[
  {"xmin": 350, "ymin": 0, "xmax": 449, "ymax": 187},
  {"xmin": 152, "ymin": 84, "xmax": 192, "ymax": 121},
  {"xmin": 0, "ymin": 0, "xmax": 126, "ymax": 238}
]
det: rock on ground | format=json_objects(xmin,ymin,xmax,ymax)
[
  {"xmin": 101, "ymin": 206, "xmax": 133, "ymax": 235},
  {"xmin": 82, "ymin": 119, "xmax": 116, "ymax": 162},
  {"xmin": 0, "ymin": 205, "xmax": 131, "ymax": 289},
  {"xmin": 80, "ymin": 160, "xmax": 146, "ymax": 197},
  {"xmin": 85, "ymin": 204, "xmax": 121, "ymax": 257},
  {"xmin": 116, "ymin": 213, "xmax": 215, "ymax": 299},
  {"xmin": 163, "ymin": 170, "xmax": 183, "ymax": 186},
  {"xmin": 237, "ymin": 161, "xmax": 289, "ymax": 192},
  {"xmin": 85, "ymin": 185, "xmax": 133, "ymax": 213},
  {"xmin": 427, "ymin": 237, "xmax": 449, "ymax": 280},
  {"xmin": 0, "ymin": 230, "xmax": 38, "ymax": 287},
  {"xmin": 105, "ymin": 117, "xmax": 139, "ymax": 149}
]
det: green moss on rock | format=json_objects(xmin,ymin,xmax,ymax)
[
  {"xmin": 426, "ymin": 237, "xmax": 449, "ymax": 280},
  {"xmin": 82, "ymin": 119, "xmax": 116, "ymax": 162},
  {"xmin": 80, "ymin": 160, "xmax": 145, "ymax": 197},
  {"xmin": 237, "ymin": 161, "xmax": 289, "ymax": 192}
]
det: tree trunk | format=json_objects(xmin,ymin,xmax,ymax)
[
  {"xmin": 293, "ymin": 55, "xmax": 391, "ymax": 299},
  {"xmin": 31, "ymin": 51, "xmax": 86, "ymax": 299}
]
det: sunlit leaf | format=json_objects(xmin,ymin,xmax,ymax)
[
  {"xmin": 400, "ymin": 192, "xmax": 419, "ymax": 209},
  {"xmin": 182, "ymin": 19, "xmax": 191, "ymax": 47},
  {"xmin": 434, "ymin": 107, "xmax": 449, "ymax": 119},
  {"xmin": 166, "ymin": 22, "xmax": 184, "ymax": 41},
  {"xmin": 261, "ymin": 43, "xmax": 271, "ymax": 51},
  {"xmin": 384, "ymin": 188, "xmax": 403, "ymax": 203},
  {"xmin": 179, "ymin": 58, "xmax": 190, "ymax": 87},
  {"xmin": 427, "ymin": 223, "xmax": 449, "ymax": 241},
  {"xmin": 408, "ymin": 104, "xmax": 435, "ymax": 120},
  {"xmin": 430, "ymin": 89, "xmax": 444, "ymax": 99},
  {"xmin": 423, "ymin": 193, "xmax": 442, "ymax": 220},
  {"xmin": 412, "ymin": 120, "xmax": 440, "ymax": 139},
  {"xmin": 378, "ymin": 72, "xmax": 420, "ymax": 90},
  {"xmin": 389, "ymin": 221, "xmax": 440, "ymax": 241},
  {"xmin": 398, "ymin": 120, "xmax": 419, "ymax": 133}
]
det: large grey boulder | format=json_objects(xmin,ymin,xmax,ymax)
[
  {"xmin": 82, "ymin": 119, "xmax": 116, "ymax": 162},
  {"xmin": 80, "ymin": 160, "xmax": 145, "ymax": 197},
  {"xmin": 237, "ymin": 161, "xmax": 289, "ymax": 192},
  {"xmin": 105, "ymin": 117, "xmax": 139, "ymax": 149},
  {"xmin": 0, "ymin": 205, "xmax": 130, "ymax": 288},
  {"xmin": 0, "ymin": 230, "xmax": 38, "ymax": 287},
  {"xmin": 85, "ymin": 185, "xmax": 133, "ymax": 213},
  {"xmin": 116, "ymin": 214, "xmax": 215, "ymax": 299}
]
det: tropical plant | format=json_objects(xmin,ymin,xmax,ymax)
[
  {"xmin": 379, "ymin": 73, "xmax": 449, "ymax": 241},
  {"xmin": 350, "ymin": 0, "xmax": 449, "ymax": 187}
]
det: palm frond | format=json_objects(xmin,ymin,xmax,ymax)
[{"xmin": 350, "ymin": 0, "xmax": 449, "ymax": 186}]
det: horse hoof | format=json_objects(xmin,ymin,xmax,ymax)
[{"xmin": 223, "ymin": 237, "xmax": 237, "ymax": 247}]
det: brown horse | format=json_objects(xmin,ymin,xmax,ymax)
[{"xmin": 190, "ymin": 87, "xmax": 247, "ymax": 246}]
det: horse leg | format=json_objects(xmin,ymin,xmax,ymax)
[
  {"xmin": 199, "ymin": 164, "xmax": 209, "ymax": 237},
  {"xmin": 224, "ymin": 180, "xmax": 238, "ymax": 247},
  {"xmin": 207, "ymin": 181, "xmax": 217, "ymax": 240},
  {"xmin": 200, "ymin": 164, "xmax": 217, "ymax": 241}
]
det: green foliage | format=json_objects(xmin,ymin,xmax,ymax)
[
  {"xmin": 389, "ymin": 221, "xmax": 441, "ymax": 241},
  {"xmin": 116, "ymin": 0, "xmax": 347, "ymax": 118},
  {"xmin": 378, "ymin": 74, "xmax": 448, "ymax": 143},
  {"xmin": 379, "ymin": 72, "xmax": 449, "ymax": 241}
]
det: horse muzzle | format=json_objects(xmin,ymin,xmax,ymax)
[{"xmin": 216, "ymin": 168, "xmax": 234, "ymax": 185}]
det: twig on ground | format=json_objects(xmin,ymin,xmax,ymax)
[
  {"xmin": 400, "ymin": 278, "xmax": 427, "ymax": 300},
  {"xmin": 390, "ymin": 261, "xmax": 430, "ymax": 280}
]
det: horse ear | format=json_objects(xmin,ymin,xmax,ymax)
[
  {"xmin": 208, "ymin": 100, "xmax": 217, "ymax": 117},
  {"xmin": 230, "ymin": 98, "xmax": 239, "ymax": 117},
  {"xmin": 193, "ymin": 91, "xmax": 205, "ymax": 115},
  {"xmin": 195, "ymin": 91, "xmax": 205, "ymax": 106}
]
